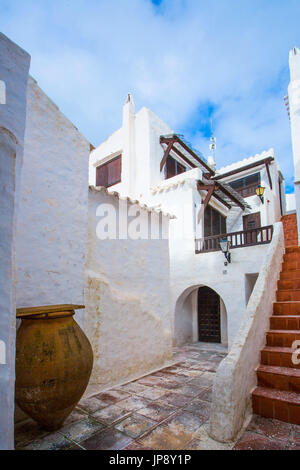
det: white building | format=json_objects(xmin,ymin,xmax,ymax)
[
  {"xmin": 288, "ymin": 46, "xmax": 300, "ymax": 241},
  {"xmin": 90, "ymin": 96, "xmax": 285, "ymax": 349}
]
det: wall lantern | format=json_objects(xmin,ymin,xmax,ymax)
[
  {"xmin": 220, "ymin": 238, "xmax": 231, "ymax": 264},
  {"xmin": 255, "ymin": 184, "xmax": 265, "ymax": 204}
]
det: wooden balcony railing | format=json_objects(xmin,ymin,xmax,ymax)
[{"xmin": 195, "ymin": 225, "xmax": 273, "ymax": 254}]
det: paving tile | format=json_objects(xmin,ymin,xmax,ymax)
[
  {"xmin": 136, "ymin": 376, "xmax": 166, "ymax": 387},
  {"xmin": 159, "ymin": 392, "xmax": 191, "ymax": 408},
  {"xmin": 58, "ymin": 417, "xmax": 104, "ymax": 443},
  {"xmin": 60, "ymin": 408, "xmax": 89, "ymax": 427},
  {"xmin": 197, "ymin": 387, "xmax": 213, "ymax": 403},
  {"xmin": 173, "ymin": 384, "xmax": 204, "ymax": 398},
  {"xmin": 81, "ymin": 428, "xmax": 133, "ymax": 450},
  {"xmin": 247, "ymin": 415, "xmax": 292, "ymax": 441},
  {"xmin": 188, "ymin": 372, "xmax": 215, "ymax": 388},
  {"xmin": 119, "ymin": 383, "xmax": 149, "ymax": 394},
  {"xmin": 183, "ymin": 398, "xmax": 211, "ymax": 420},
  {"xmin": 123, "ymin": 441, "xmax": 153, "ymax": 450},
  {"xmin": 115, "ymin": 414, "xmax": 157, "ymax": 438},
  {"xmin": 93, "ymin": 389, "xmax": 131, "ymax": 405},
  {"xmin": 164, "ymin": 411, "xmax": 204, "ymax": 432},
  {"xmin": 136, "ymin": 387, "xmax": 168, "ymax": 400},
  {"xmin": 136, "ymin": 402, "xmax": 177, "ymax": 422},
  {"xmin": 77, "ymin": 396, "xmax": 107, "ymax": 414},
  {"xmin": 233, "ymin": 431, "xmax": 287, "ymax": 450},
  {"xmin": 138, "ymin": 415, "xmax": 197, "ymax": 450},
  {"xmin": 22, "ymin": 431, "xmax": 74, "ymax": 450},
  {"xmin": 115, "ymin": 396, "xmax": 152, "ymax": 412},
  {"xmin": 91, "ymin": 404, "xmax": 132, "ymax": 426},
  {"xmin": 15, "ymin": 418, "xmax": 50, "ymax": 449}
]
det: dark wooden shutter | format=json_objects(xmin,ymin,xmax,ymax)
[
  {"xmin": 107, "ymin": 156, "xmax": 121, "ymax": 186},
  {"xmin": 96, "ymin": 164, "xmax": 108, "ymax": 187},
  {"xmin": 96, "ymin": 155, "xmax": 122, "ymax": 188}
]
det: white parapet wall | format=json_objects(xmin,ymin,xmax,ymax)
[
  {"xmin": 0, "ymin": 33, "xmax": 30, "ymax": 450},
  {"xmin": 84, "ymin": 186, "xmax": 173, "ymax": 389},
  {"xmin": 209, "ymin": 221, "xmax": 285, "ymax": 442},
  {"xmin": 16, "ymin": 76, "xmax": 90, "ymax": 308}
]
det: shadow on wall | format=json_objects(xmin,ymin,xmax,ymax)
[{"xmin": 174, "ymin": 284, "xmax": 228, "ymax": 347}]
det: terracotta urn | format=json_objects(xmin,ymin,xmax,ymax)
[{"xmin": 15, "ymin": 304, "xmax": 93, "ymax": 431}]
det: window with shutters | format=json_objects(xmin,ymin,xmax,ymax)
[
  {"xmin": 229, "ymin": 172, "xmax": 260, "ymax": 198},
  {"xmin": 165, "ymin": 155, "xmax": 186, "ymax": 180},
  {"xmin": 96, "ymin": 155, "xmax": 122, "ymax": 188},
  {"xmin": 204, "ymin": 206, "xmax": 227, "ymax": 237}
]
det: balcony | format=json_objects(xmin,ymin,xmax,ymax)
[{"xmin": 195, "ymin": 225, "xmax": 273, "ymax": 254}]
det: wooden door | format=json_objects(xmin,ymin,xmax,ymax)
[
  {"xmin": 243, "ymin": 212, "xmax": 261, "ymax": 245},
  {"xmin": 198, "ymin": 287, "xmax": 221, "ymax": 343}
]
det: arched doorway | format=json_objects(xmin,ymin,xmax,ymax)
[
  {"xmin": 174, "ymin": 284, "xmax": 227, "ymax": 347},
  {"xmin": 198, "ymin": 286, "xmax": 221, "ymax": 343}
]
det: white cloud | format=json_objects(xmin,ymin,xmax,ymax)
[{"xmin": 0, "ymin": 0, "xmax": 298, "ymax": 187}]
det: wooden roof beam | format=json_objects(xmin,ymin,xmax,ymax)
[
  {"xmin": 197, "ymin": 182, "xmax": 232, "ymax": 210},
  {"xmin": 161, "ymin": 135, "xmax": 214, "ymax": 176},
  {"xmin": 160, "ymin": 139, "xmax": 174, "ymax": 172},
  {"xmin": 218, "ymin": 185, "xmax": 245, "ymax": 210},
  {"xmin": 213, "ymin": 156, "xmax": 274, "ymax": 181}
]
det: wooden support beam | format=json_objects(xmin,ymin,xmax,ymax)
[
  {"xmin": 265, "ymin": 161, "xmax": 273, "ymax": 190},
  {"xmin": 160, "ymin": 139, "xmax": 174, "ymax": 172},
  {"xmin": 174, "ymin": 136, "xmax": 215, "ymax": 175},
  {"xmin": 213, "ymin": 156, "xmax": 274, "ymax": 180},
  {"xmin": 197, "ymin": 182, "xmax": 215, "ymax": 224},
  {"xmin": 197, "ymin": 182, "xmax": 232, "ymax": 210}
]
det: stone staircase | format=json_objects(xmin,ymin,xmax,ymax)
[{"xmin": 252, "ymin": 213, "xmax": 300, "ymax": 425}]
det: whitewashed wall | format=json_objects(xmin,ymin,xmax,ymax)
[
  {"xmin": 84, "ymin": 187, "xmax": 172, "ymax": 389},
  {"xmin": 221, "ymin": 152, "xmax": 283, "ymax": 234},
  {"xmin": 0, "ymin": 33, "xmax": 30, "ymax": 450},
  {"xmin": 16, "ymin": 77, "xmax": 90, "ymax": 308},
  {"xmin": 288, "ymin": 47, "xmax": 300, "ymax": 242}
]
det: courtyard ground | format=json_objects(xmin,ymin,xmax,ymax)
[{"xmin": 15, "ymin": 343, "xmax": 299, "ymax": 450}]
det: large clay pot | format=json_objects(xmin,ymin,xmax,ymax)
[{"xmin": 15, "ymin": 305, "xmax": 93, "ymax": 431}]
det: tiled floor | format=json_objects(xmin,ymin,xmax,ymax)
[{"xmin": 15, "ymin": 343, "xmax": 299, "ymax": 450}]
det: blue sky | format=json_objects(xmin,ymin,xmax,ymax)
[{"xmin": 1, "ymin": 0, "xmax": 299, "ymax": 193}]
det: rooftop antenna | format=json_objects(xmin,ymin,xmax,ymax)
[
  {"xmin": 208, "ymin": 118, "xmax": 216, "ymax": 170},
  {"xmin": 209, "ymin": 118, "xmax": 216, "ymax": 157}
]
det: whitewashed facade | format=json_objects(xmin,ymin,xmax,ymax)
[
  {"xmin": 83, "ymin": 186, "xmax": 173, "ymax": 390},
  {"xmin": 0, "ymin": 33, "xmax": 30, "ymax": 450},
  {"xmin": 91, "ymin": 96, "xmax": 285, "ymax": 348}
]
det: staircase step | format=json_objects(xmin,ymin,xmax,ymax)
[
  {"xmin": 278, "ymin": 279, "xmax": 300, "ymax": 290},
  {"xmin": 284, "ymin": 252, "xmax": 300, "ymax": 262},
  {"xmin": 261, "ymin": 346, "xmax": 300, "ymax": 369},
  {"xmin": 277, "ymin": 290, "xmax": 300, "ymax": 302},
  {"xmin": 274, "ymin": 301, "xmax": 300, "ymax": 315},
  {"xmin": 257, "ymin": 365, "xmax": 300, "ymax": 392},
  {"xmin": 266, "ymin": 330, "xmax": 300, "ymax": 347},
  {"xmin": 252, "ymin": 387, "xmax": 300, "ymax": 424},
  {"xmin": 285, "ymin": 246, "xmax": 300, "ymax": 254},
  {"xmin": 282, "ymin": 260, "xmax": 300, "ymax": 271},
  {"xmin": 270, "ymin": 315, "xmax": 300, "ymax": 330},
  {"xmin": 280, "ymin": 269, "xmax": 300, "ymax": 280}
]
